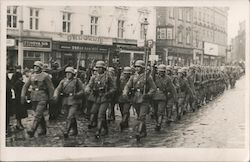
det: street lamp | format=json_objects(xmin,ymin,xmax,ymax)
[{"xmin": 142, "ymin": 18, "xmax": 149, "ymax": 95}]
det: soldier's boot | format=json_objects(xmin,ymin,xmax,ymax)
[
  {"xmin": 102, "ymin": 120, "xmax": 108, "ymax": 136},
  {"xmin": 63, "ymin": 119, "xmax": 72, "ymax": 139},
  {"xmin": 69, "ymin": 118, "xmax": 78, "ymax": 136},
  {"xmin": 38, "ymin": 117, "xmax": 47, "ymax": 136},
  {"xmin": 177, "ymin": 106, "xmax": 182, "ymax": 120},
  {"xmin": 27, "ymin": 119, "xmax": 40, "ymax": 138},
  {"xmin": 95, "ymin": 120, "xmax": 103, "ymax": 139},
  {"xmin": 155, "ymin": 115, "xmax": 163, "ymax": 132},
  {"xmin": 136, "ymin": 122, "xmax": 147, "ymax": 141},
  {"xmin": 88, "ymin": 114, "xmax": 97, "ymax": 129}
]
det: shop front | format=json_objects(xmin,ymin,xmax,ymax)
[
  {"xmin": 165, "ymin": 47, "xmax": 193, "ymax": 66},
  {"xmin": 7, "ymin": 36, "xmax": 52, "ymax": 69}
]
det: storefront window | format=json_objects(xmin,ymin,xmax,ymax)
[
  {"xmin": 7, "ymin": 6, "xmax": 18, "ymax": 28},
  {"xmin": 90, "ymin": 16, "xmax": 98, "ymax": 35},
  {"xmin": 29, "ymin": 8, "xmax": 39, "ymax": 30},
  {"xmin": 62, "ymin": 12, "xmax": 71, "ymax": 33},
  {"xmin": 118, "ymin": 20, "xmax": 124, "ymax": 38}
]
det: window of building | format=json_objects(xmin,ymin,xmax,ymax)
[
  {"xmin": 186, "ymin": 32, "xmax": 190, "ymax": 44},
  {"xmin": 178, "ymin": 31, "xmax": 183, "ymax": 43},
  {"xmin": 118, "ymin": 20, "xmax": 124, "ymax": 38},
  {"xmin": 90, "ymin": 16, "xmax": 98, "ymax": 35},
  {"xmin": 186, "ymin": 10, "xmax": 191, "ymax": 22},
  {"xmin": 169, "ymin": 8, "xmax": 174, "ymax": 18},
  {"xmin": 178, "ymin": 8, "xmax": 183, "ymax": 20},
  {"xmin": 166, "ymin": 28, "xmax": 173, "ymax": 40},
  {"xmin": 7, "ymin": 6, "xmax": 17, "ymax": 28},
  {"xmin": 29, "ymin": 8, "xmax": 39, "ymax": 30},
  {"xmin": 62, "ymin": 12, "xmax": 71, "ymax": 33},
  {"xmin": 157, "ymin": 27, "xmax": 166, "ymax": 39},
  {"xmin": 198, "ymin": 11, "xmax": 201, "ymax": 20}
]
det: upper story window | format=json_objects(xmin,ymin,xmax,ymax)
[
  {"xmin": 7, "ymin": 6, "xmax": 17, "ymax": 28},
  {"xmin": 186, "ymin": 10, "xmax": 191, "ymax": 22},
  {"xmin": 30, "ymin": 8, "xmax": 39, "ymax": 30},
  {"xmin": 118, "ymin": 20, "xmax": 124, "ymax": 38},
  {"xmin": 157, "ymin": 27, "xmax": 166, "ymax": 39},
  {"xmin": 186, "ymin": 32, "xmax": 191, "ymax": 44},
  {"xmin": 169, "ymin": 8, "xmax": 174, "ymax": 18},
  {"xmin": 90, "ymin": 16, "xmax": 98, "ymax": 35},
  {"xmin": 178, "ymin": 8, "xmax": 183, "ymax": 20},
  {"xmin": 178, "ymin": 31, "xmax": 183, "ymax": 43},
  {"xmin": 62, "ymin": 12, "xmax": 71, "ymax": 33}
]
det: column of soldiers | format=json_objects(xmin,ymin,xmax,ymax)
[{"xmin": 9, "ymin": 59, "xmax": 243, "ymax": 142}]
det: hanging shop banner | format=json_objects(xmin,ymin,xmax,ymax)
[{"xmin": 204, "ymin": 42, "xmax": 218, "ymax": 56}]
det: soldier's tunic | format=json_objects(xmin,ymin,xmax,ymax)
[
  {"xmin": 85, "ymin": 72, "xmax": 116, "ymax": 122},
  {"xmin": 21, "ymin": 72, "xmax": 54, "ymax": 121},
  {"xmin": 153, "ymin": 74, "xmax": 177, "ymax": 119},
  {"xmin": 54, "ymin": 77, "xmax": 84, "ymax": 120}
]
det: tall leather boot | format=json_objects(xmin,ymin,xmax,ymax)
[
  {"xmin": 27, "ymin": 119, "xmax": 40, "ymax": 138},
  {"xmin": 38, "ymin": 117, "xmax": 47, "ymax": 136},
  {"xmin": 155, "ymin": 115, "xmax": 163, "ymax": 132},
  {"xmin": 88, "ymin": 114, "xmax": 97, "ymax": 129},
  {"xmin": 136, "ymin": 122, "xmax": 147, "ymax": 141},
  {"xmin": 63, "ymin": 119, "xmax": 72, "ymax": 139},
  {"xmin": 69, "ymin": 118, "xmax": 78, "ymax": 136},
  {"xmin": 95, "ymin": 120, "xmax": 103, "ymax": 139},
  {"xmin": 102, "ymin": 120, "xmax": 108, "ymax": 136}
]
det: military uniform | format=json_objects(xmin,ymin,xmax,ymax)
[
  {"xmin": 54, "ymin": 67, "xmax": 84, "ymax": 138},
  {"xmin": 123, "ymin": 60, "xmax": 156, "ymax": 140},
  {"xmin": 152, "ymin": 64, "xmax": 177, "ymax": 131},
  {"xmin": 85, "ymin": 61, "xmax": 116, "ymax": 138},
  {"xmin": 21, "ymin": 61, "xmax": 54, "ymax": 137}
]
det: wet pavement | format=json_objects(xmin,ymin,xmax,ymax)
[{"xmin": 6, "ymin": 76, "xmax": 246, "ymax": 148}]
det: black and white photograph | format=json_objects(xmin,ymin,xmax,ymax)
[{"xmin": 1, "ymin": 0, "xmax": 249, "ymax": 161}]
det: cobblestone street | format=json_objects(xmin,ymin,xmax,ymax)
[{"xmin": 6, "ymin": 76, "xmax": 246, "ymax": 148}]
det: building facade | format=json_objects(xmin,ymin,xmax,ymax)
[
  {"xmin": 7, "ymin": 6, "xmax": 156, "ymax": 69},
  {"xmin": 156, "ymin": 7, "xmax": 228, "ymax": 66},
  {"xmin": 231, "ymin": 21, "xmax": 245, "ymax": 62}
]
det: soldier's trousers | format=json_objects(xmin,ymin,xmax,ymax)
[
  {"xmin": 32, "ymin": 101, "xmax": 47, "ymax": 121},
  {"xmin": 166, "ymin": 97, "xmax": 174, "ymax": 121},
  {"xmin": 119, "ymin": 102, "xmax": 131, "ymax": 125},
  {"xmin": 177, "ymin": 96, "xmax": 185, "ymax": 119},
  {"xmin": 133, "ymin": 102, "xmax": 149, "ymax": 136},
  {"xmin": 153, "ymin": 100, "xmax": 166, "ymax": 118},
  {"xmin": 62, "ymin": 104, "xmax": 78, "ymax": 120},
  {"xmin": 90, "ymin": 102, "xmax": 109, "ymax": 122}
]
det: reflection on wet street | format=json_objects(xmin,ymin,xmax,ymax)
[{"xmin": 6, "ymin": 77, "xmax": 245, "ymax": 148}]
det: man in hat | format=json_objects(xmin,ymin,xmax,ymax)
[
  {"xmin": 123, "ymin": 60, "xmax": 156, "ymax": 141},
  {"xmin": 85, "ymin": 61, "xmax": 116, "ymax": 139},
  {"xmin": 54, "ymin": 67, "xmax": 85, "ymax": 138},
  {"xmin": 21, "ymin": 61, "xmax": 54, "ymax": 138}
]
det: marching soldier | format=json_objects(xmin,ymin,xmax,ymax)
[
  {"xmin": 176, "ymin": 68, "xmax": 194, "ymax": 120},
  {"xmin": 123, "ymin": 60, "xmax": 156, "ymax": 141},
  {"xmin": 118, "ymin": 67, "xmax": 133, "ymax": 131},
  {"xmin": 53, "ymin": 67, "xmax": 84, "ymax": 138},
  {"xmin": 152, "ymin": 64, "xmax": 177, "ymax": 131},
  {"xmin": 85, "ymin": 61, "xmax": 116, "ymax": 139},
  {"xmin": 21, "ymin": 61, "xmax": 54, "ymax": 137}
]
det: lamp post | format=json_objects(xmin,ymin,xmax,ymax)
[
  {"xmin": 142, "ymin": 18, "xmax": 149, "ymax": 95},
  {"xmin": 18, "ymin": 6, "xmax": 24, "ymax": 71}
]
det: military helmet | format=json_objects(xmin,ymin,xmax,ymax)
[
  {"xmin": 134, "ymin": 60, "xmax": 145, "ymax": 68},
  {"xmin": 34, "ymin": 61, "xmax": 43, "ymax": 69},
  {"xmin": 157, "ymin": 64, "xmax": 166, "ymax": 72},
  {"xmin": 95, "ymin": 61, "xmax": 106, "ymax": 68},
  {"xmin": 123, "ymin": 66, "xmax": 132, "ymax": 74},
  {"xmin": 65, "ymin": 67, "xmax": 75, "ymax": 74},
  {"xmin": 108, "ymin": 67, "xmax": 115, "ymax": 72},
  {"xmin": 178, "ymin": 68, "xmax": 185, "ymax": 74}
]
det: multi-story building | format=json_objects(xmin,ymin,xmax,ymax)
[
  {"xmin": 231, "ymin": 21, "xmax": 245, "ymax": 62},
  {"xmin": 156, "ymin": 7, "xmax": 228, "ymax": 66},
  {"xmin": 7, "ymin": 6, "xmax": 156, "ymax": 68}
]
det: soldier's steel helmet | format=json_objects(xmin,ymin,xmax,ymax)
[
  {"xmin": 108, "ymin": 67, "xmax": 115, "ymax": 72},
  {"xmin": 65, "ymin": 67, "xmax": 75, "ymax": 74},
  {"xmin": 123, "ymin": 67, "xmax": 132, "ymax": 74},
  {"xmin": 34, "ymin": 61, "xmax": 44, "ymax": 69},
  {"xmin": 95, "ymin": 61, "xmax": 106, "ymax": 68},
  {"xmin": 157, "ymin": 64, "xmax": 166, "ymax": 72},
  {"xmin": 178, "ymin": 68, "xmax": 185, "ymax": 74},
  {"xmin": 134, "ymin": 60, "xmax": 145, "ymax": 68}
]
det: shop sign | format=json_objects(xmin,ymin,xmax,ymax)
[
  {"xmin": 175, "ymin": 48, "xmax": 193, "ymax": 55},
  {"xmin": 54, "ymin": 34, "xmax": 113, "ymax": 45},
  {"xmin": 7, "ymin": 39, "xmax": 15, "ymax": 47},
  {"xmin": 204, "ymin": 42, "xmax": 218, "ymax": 56},
  {"xmin": 149, "ymin": 54, "xmax": 158, "ymax": 61},
  {"xmin": 57, "ymin": 43, "xmax": 108, "ymax": 53},
  {"xmin": 23, "ymin": 40, "xmax": 51, "ymax": 51}
]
